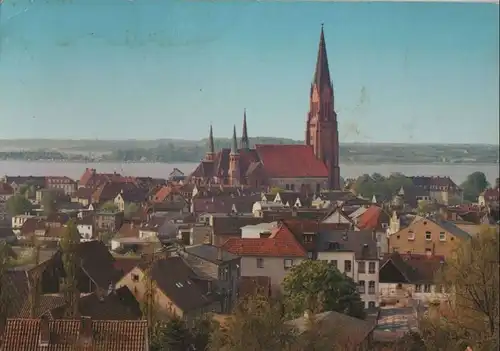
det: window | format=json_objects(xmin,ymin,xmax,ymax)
[
  {"xmin": 132, "ymin": 274, "xmax": 139, "ymax": 282},
  {"xmin": 425, "ymin": 231, "xmax": 432, "ymax": 241},
  {"xmin": 408, "ymin": 230, "xmax": 415, "ymax": 240},
  {"xmin": 368, "ymin": 281, "xmax": 375, "ymax": 295},
  {"xmin": 303, "ymin": 234, "xmax": 314, "ymax": 243},
  {"xmin": 330, "ymin": 260, "xmax": 337, "ymax": 268},
  {"xmin": 415, "ymin": 284, "xmax": 422, "ymax": 292},
  {"xmin": 358, "ymin": 280, "xmax": 365, "ymax": 294},
  {"xmin": 439, "ymin": 232, "xmax": 446, "ymax": 241},
  {"xmin": 368, "ymin": 262, "xmax": 376, "ymax": 274},
  {"xmin": 290, "ymin": 184, "xmax": 295, "ymax": 191},
  {"xmin": 368, "ymin": 301, "xmax": 376, "ymax": 309},
  {"xmin": 424, "ymin": 284, "xmax": 431, "ymax": 293},
  {"xmin": 256, "ymin": 258, "xmax": 264, "ymax": 268},
  {"xmin": 284, "ymin": 259, "xmax": 294, "ymax": 269},
  {"xmin": 358, "ymin": 261, "xmax": 366, "ymax": 273},
  {"xmin": 344, "ymin": 260, "xmax": 352, "ymax": 272},
  {"xmin": 285, "ymin": 184, "xmax": 290, "ymax": 190},
  {"xmin": 316, "ymin": 184, "xmax": 321, "ymax": 193}
]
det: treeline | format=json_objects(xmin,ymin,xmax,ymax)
[{"xmin": 0, "ymin": 150, "xmax": 90, "ymax": 161}]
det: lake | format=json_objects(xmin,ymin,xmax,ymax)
[{"xmin": 0, "ymin": 161, "xmax": 498, "ymax": 184}]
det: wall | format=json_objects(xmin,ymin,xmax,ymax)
[
  {"xmin": 240, "ymin": 256, "xmax": 305, "ymax": 295},
  {"xmin": 77, "ymin": 224, "xmax": 93, "ymax": 240},
  {"xmin": 379, "ymin": 282, "xmax": 447, "ymax": 305},
  {"xmin": 388, "ymin": 218, "xmax": 464, "ymax": 259},
  {"xmin": 268, "ymin": 177, "xmax": 329, "ymax": 192}
]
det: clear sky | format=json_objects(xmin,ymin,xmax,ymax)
[{"xmin": 0, "ymin": 0, "xmax": 498, "ymax": 144}]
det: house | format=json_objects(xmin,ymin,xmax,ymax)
[
  {"xmin": 11, "ymin": 214, "xmax": 36, "ymax": 233},
  {"xmin": 94, "ymin": 211, "xmax": 124, "ymax": 233},
  {"xmin": 91, "ymin": 181, "xmax": 140, "ymax": 205},
  {"xmin": 45, "ymin": 176, "xmax": 77, "ymax": 196},
  {"xmin": 2, "ymin": 316, "xmax": 149, "ymax": 350},
  {"xmin": 169, "ymin": 168, "xmax": 186, "ymax": 182},
  {"xmin": 110, "ymin": 222, "xmax": 161, "ymax": 253},
  {"xmin": 117, "ymin": 255, "xmax": 220, "ymax": 322},
  {"xmin": 356, "ymin": 205, "xmax": 390, "ymax": 232},
  {"xmin": 286, "ymin": 310, "xmax": 376, "ymax": 351},
  {"xmin": 379, "ymin": 252, "xmax": 447, "ymax": 307},
  {"xmin": 391, "ymin": 185, "xmax": 431, "ymax": 209},
  {"xmin": 2, "ymin": 175, "xmax": 46, "ymax": 193},
  {"xmin": 310, "ymin": 190, "xmax": 355, "ymax": 209},
  {"xmin": 178, "ymin": 244, "xmax": 241, "ymax": 313},
  {"xmin": 221, "ymin": 222, "xmax": 308, "ymax": 295},
  {"xmin": 207, "ymin": 214, "xmax": 263, "ymax": 246},
  {"xmin": 387, "ymin": 216, "xmax": 471, "ymax": 259},
  {"xmin": 113, "ymin": 187, "xmax": 148, "ymax": 212},
  {"xmin": 0, "ymin": 182, "xmax": 14, "ymax": 223},
  {"xmin": 321, "ymin": 206, "xmax": 356, "ymax": 229},
  {"xmin": 316, "ymin": 230, "xmax": 380, "ymax": 308},
  {"xmin": 478, "ymin": 187, "xmax": 500, "ymax": 207},
  {"xmin": 191, "ymin": 194, "xmax": 260, "ymax": 215},
  {"xmin": 409, "ymin": 176, "xmax": 463, "ymax": 205},
  {"xmin": 76, "ymin": 216, "xmax": 94, "ymax": 241},
  {"xmin": 35, "ymin": 187, "xmax": 65, "ymax": 205}
]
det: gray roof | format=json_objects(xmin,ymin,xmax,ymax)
[
  {"xmin": 317, "ymin": 230, "xmax": 378, "ymax": 260},
  {"xmin": 428, "ymin": 216, "xmax": 472, "ymax": 240},
  {"xmin": 184, "ymin": 244, "xmax": 240, "ymax": 264}
]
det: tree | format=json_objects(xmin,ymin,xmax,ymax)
[
  {"xmin": 352, "ymin": 173, "xmax": 412, "ymax": 199},
  {"xmin": 209, "ymin": 293, "xmax": 298, "ymax": 351},
  {"xmin": 461, "ymin": 171, "xmax": 490, "ymax": 203},
  {"xmin": 282, "ymin": 260, "xmax": 365, "ymax": 320},
  {"xmin": 59, "ymin": 220, "xmax": 81, "ymax": 318},
  {"xmin": 151, "ymin": 317, "xmax": 192, "ymax": 351},
  {"xmin": 0, "ymin": 242, "xmax": 15, "ymax": 319},
  {"xmin": 191, "ymin": 315, "xmax": 217, "ymax": 351},
  {"xmin": 100, "ymin": 200, "xmax": 119, "ymax": 212},
  {"xmin": 124, "ymin": 202, "xmax": 139, "ymax": 219},
  {"xmin": 41, "ymin": 191, "xmax": 57, "ymax": 216},
  {"xmin": 269, "ymin": 186, "xmax": 284, "ymax": 195},
  {"xmin": 417, "ymin": 200, "xmax": 438, "ymax": 215},
  {"xmin": 5, "ymin": 194, "xmax": 33, "ymax": 216},
  {"xmin": 421, "ymin": 226, "xmax": 499, "ymax": 350},
  {"xmin": 98, "ymin": 231, "xmax": 114, "ymax": 246}
]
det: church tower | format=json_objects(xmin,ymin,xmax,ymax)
[
  {"xmin": 240, "ymin": 109, "xmax": 250, "ymax": 150},
  {"xmin": 204, "ymin": 124, "xmax": 215, "ymax": 162},
  {"xmin": 228, "ymin": 125, "xmax": 240, "ymax": 186},
  {"xmin": 306, "ymin": 25, "xmax": 340, "ymax": 190}
]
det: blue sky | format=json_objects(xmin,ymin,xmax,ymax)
[{"xmin": 0, "ymin": 0, "xmax": 498, "ymax": 144}]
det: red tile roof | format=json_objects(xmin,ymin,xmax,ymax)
[
  {"xmin": 2, "ymin": 318, "xmax": 148, "ymax": 350},
  {"xmin": 356, "ymin": 205, "xmax": 388, "ymax": 230},
  {"xmin": 221, "ymin": 223, "xmax": 307, "ymax": 257},
  {"xmin": 255, "ymin": 144, "xmax": 328, "ymax": 178}
]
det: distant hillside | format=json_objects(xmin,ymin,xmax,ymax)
[{"xmin": 0, "ymin": 138, "xmax": 498, "ymax": 164}]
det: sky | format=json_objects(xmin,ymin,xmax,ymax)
[{"xmin": 0, "ymin": 0, "xmax": 498, "ymax": 144}]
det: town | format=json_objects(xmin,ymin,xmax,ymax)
[{"xmin": 0, "ymin": 28, "xmax": 499, "ymax": 351}]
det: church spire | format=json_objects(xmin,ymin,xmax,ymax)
[
  {"xmin": 240, "ymin": 109, "xmax": 249, "ymax": 150},
  {"xmin": 313, "ymin": 24, "xmax": 332, "ymax": 93},
  {"xmin": 231, "ymin": 125, "xmax": 238, "ymax": 155},
  {"xmin": 205, "ymin": 124, "xmax": 215, "ymax": 161}
]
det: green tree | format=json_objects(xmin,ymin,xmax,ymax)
[
  {"xmin": 209, "ymin": 293, "xmax": 298, "ymax": 351},
  {"xmin": 151, "ymin": 317, "xmax": 192, "ymax": 351},
  {"xmin": 5, "ymin": 194, "xmax": 33, "ymax": 216},
  {"xmin": 100, "ymin": 200, "xmax": 119, "ymax": 212},
  {"xmin": 282, "ymin": 260, "xmax": 365, "ymax": 320},
  {"xmin": 124, "ymin": 202, "xmax": 139, "ymax": 219},
  {"xmin": 41, "ymin": 191, "xmax": 57, "ymax": 216},
  {"xmin": 461, "ymin": 171, "xmax": 490, "ymax": 202},
  {"xmin": 352, "ymin": 173, "xmax": 413, "ymax": 200},
  {"xmin": 0, "ymin": 242, "xmax": 15, "ymax": 319},
  {"xmin": 191, "ymin": 315, "xmax": 217, "ymax": 351},
  {"xmin": 417, "ymin": 200, "xmax": 438, "ymax": 215},
  {"xmin": 59, "ymin": 220, "xmax": 81, "ymax": 318}
]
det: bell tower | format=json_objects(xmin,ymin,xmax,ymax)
[{"xmin": 306, "ymin": 25, "xmax": 340, "ymax": 190}]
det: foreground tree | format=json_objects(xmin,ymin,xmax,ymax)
[
  {"xmin": 209, "ymin": 293, "xmax": 298, "ymax": 351},
  {"xmin": 124, "ymin": 202, "xmax": 140, "ymax": 219},
  {"xmin": 282, "ymin": 260, "xmax": 365, "ymax": 319},
  {"xmin": 5, "ymin": 194, "xmax": 33, "ymax": 216},
  {"xmin": 420, "ymin": 226, "xmax": 499, "ymax": 350},
  {"xmin": 151, "ymin": 317, "xmax": 192, "ymax": 351},
  {"xmin": 100, "ymin": 200, "xmax": 119, "ymax": 212},
  {"xmin": 59, "ymin": 220, "xmax": 81, "ymax": 317},
  {"xmin": 461, "ymin": 171, "xmax": 490, "ymax": 202},
  {"xmin": 41, "ymin": 191, "xmax": 58, "ymax": 216}
]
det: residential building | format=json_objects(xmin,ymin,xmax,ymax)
[
  {"xmin": 94, "ymin": 211, "xmax": 124, "ymax": 233},
  {"xmin": 2, "ymin": 317, "xmax": 149, "ymax": 350},
  {"xmin": 387, "ymin": 216, "xmax": 471, "ymax": 259},
  {"xmin": 190, "ymin": 27, "xmax": 341, "ymax": 190},
  {"xmin": 117, "ymin": 255, "xmax": 220, "ymax": 322},
  {"xmin": 316, "ymin": 230, "xmax": 380, "ymax": 308},
  {"xmin": 178, "ymin": 244, "xmax": 241, "ymax": 313},
  {"xmin": 221, "ymin": 222, "xmax": 308, "ymax": 295},
  {"xmin": 0, "ymin": 182, "xmax": 14, "ymax": 223},
  {"xmin": 478, "ymin": 187, "xmax": 500, "ymax": 207},
  {"xmin": 76, "ymin": 216, "xmax": 94, "ymax": 241},
  {"xmin": 45, "ymin": 176, "xmax": 77, "ymax": 195},
  {"xmin": 409, "ymin": 176, "xmax": 463, "ymax": 205},
  {"xmin": 379, "ymin": 252, "xmax": 447, "ymax": 307}
]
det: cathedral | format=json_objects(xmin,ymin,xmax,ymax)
[{"xmin": 190, "ymin": 25, "xmax": 341, "ymax": 191}]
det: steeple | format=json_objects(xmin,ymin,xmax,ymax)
[
  {"xmin": 240, "ymin": 109, "xmax": 249, "ymax": 150},
  {"xmin": 313, "ymin": 24, "xmax": 332, "ymax": 94},
  {"xmin": 205, "ymin": 124, "xmax": 215, "ymax": 162},
  {"xmin": 231, "ymin": 125, "xmax": 238, "ymax": 155}
]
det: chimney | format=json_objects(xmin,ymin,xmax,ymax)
[
  {"xmin": 217, "ymin": 247, "xmax": 223, "ymax": 261},
  {"xmin": 78, "ymin": 316, "xmax": 93, "ymax": 345},
  {"xmin": 39, "ymin": 315, "xmax": 50, "ymax": 347},
  {"xmin": 362, "ymin": 243, "xmax": 369, "ymax": 258},
  {"xmin": 107, "ymin": 282, "xmax": 115, "ymax": 296}
]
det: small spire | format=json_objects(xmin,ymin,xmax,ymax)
[
  {"xmin": 240, "ymin": 109, "xmax": 249, "ymax": 150},
  {"xmin": 208, "ymin": 124, "xmax": 215, "ymax": 154},
  {"xmin": 313, "ymin": 24, "xmax": 332, "ymax": 92},
  {"xmin": 231, "ymin": 125, "xmax": 238, "ymax": 155}
]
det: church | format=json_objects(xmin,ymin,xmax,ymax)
[{"xmin": 189, "ymin": 26, "xmax": 341, "ymax": 192}]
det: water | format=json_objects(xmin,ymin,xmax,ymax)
[{"xmin": 0, "ymin": 160, "xmax": 498, "ymax": 184}]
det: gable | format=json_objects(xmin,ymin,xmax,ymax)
[
  {"xmin": 322, "ymin": 209, "xmax": 351, "ymax": 224},
  {"xmin": 379, "ymin": 259, "xmax": 409, "ymax": 283}
]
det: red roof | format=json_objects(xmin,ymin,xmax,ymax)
[
  {"xmin": 356, "ymin": 205, "xmax": 383, "ymax": 230},
  {"xmin": 221, "ymin": 223, "xmax": 307, "ymax": 257},
  {"xmin": 0, "ymin": 182, "xmax": 14, "ymax": 195},
  {"xmin": 255, "ymin": 144, "xmax": 328, "ymax": 178},
  {"xmin": 153, "ymin": 185, "xmax": 173, "ymax": 203}
]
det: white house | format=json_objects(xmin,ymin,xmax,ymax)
[{"xmin": 316, "ymin": 230, "xmax": 380, "ymax": 309}]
